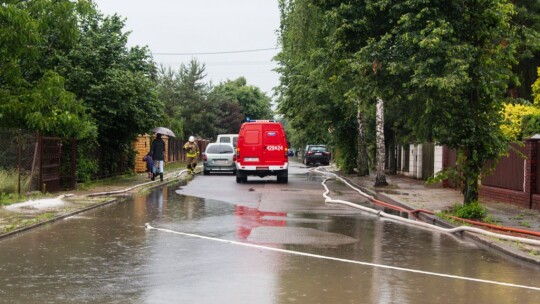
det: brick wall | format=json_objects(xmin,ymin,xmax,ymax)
[
  {"xmin": 479, "ymin": 186, "xmax": 530, "ymax": 209},
  {"xmin": 133, "ymin": 134, "xmax": 170, "ymax": 173},
  {"xmin": 532, "ymin": 194, "xmax": 540, "ymax": 210}
]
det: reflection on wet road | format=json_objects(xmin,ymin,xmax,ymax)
[{"xmin": 0, "ymin": 164, "xmax": 539, "ymax": 303}]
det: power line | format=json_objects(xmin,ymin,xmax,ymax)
[{"xmin": 152, "ymin": 47, "xmax": 279, "ymax": 56}]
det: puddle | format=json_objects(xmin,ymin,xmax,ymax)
[{"xmin": 247, "ymin": 226, "xmax": 358, "ymax": 245}]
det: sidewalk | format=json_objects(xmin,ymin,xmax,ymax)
[{"xmin": 336, "ymin": 171, "xmax": 540, "ymax": 266}]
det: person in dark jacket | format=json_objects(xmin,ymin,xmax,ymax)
[{"xmin": 150, "ymin": 133, "xmax": 166, "ymax": 181}]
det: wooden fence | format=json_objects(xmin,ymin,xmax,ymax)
[{"xmin": 133, "ymin": 135, "xmax": 209, "ymax": 173}]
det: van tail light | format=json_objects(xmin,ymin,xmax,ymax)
[
  {"xmin": 307, "ymin": 151, "xmax": 313, "ymax": 155},
  {"xmin": 236, "ymin": 147, "xmax": 240, "ymax": 158}
]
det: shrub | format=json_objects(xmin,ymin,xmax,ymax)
[
  {"xmin": 521, "ymin": 113, "xmax": 540, "ymax": 139},
  {"xmin": 0, "ymin": 169, "xmax": 18, "ymax": 193},
  {"xmin": 452, "ymin": 201, "xmax": 487, "ymax": 219}
]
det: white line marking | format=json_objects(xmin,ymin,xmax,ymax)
[{"xmin": 145, "ymin": 223, "xmax": 540, "ymax": 292}]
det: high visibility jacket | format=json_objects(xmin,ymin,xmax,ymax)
[{"xmin": 183, "ymin": 141, "xmax": 199, "ymax": 158}]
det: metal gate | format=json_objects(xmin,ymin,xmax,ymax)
[
  {"xmin": 40, "ymin": 137, "xmax": 62, "ymax": 192},
  {"xmin": 403, "ymin": 145, "xmax": 410, "ymax": 172},
  {"xmin": 422, "ymin": 143, "xmax": 435, "ymax": 179}
]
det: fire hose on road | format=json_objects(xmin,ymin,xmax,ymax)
[{"xmin": 313, "ymin": 168, "xmax": 540, "ymax": 247}]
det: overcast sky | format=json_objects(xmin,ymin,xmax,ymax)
[{"xmin": 92, "ymin": 0, "xmax": 281, "ymax": 96}]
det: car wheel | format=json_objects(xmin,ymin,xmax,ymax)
[
  {"xmin": 232, "ymin": 170, "xmax": 237, "ymax": 176},
  {"xmin": 203, "ymin": 170, "xmax": 209, "ymax": 175},
  {"xmin": 277, "ymin": 170, "xmax": 288, "ymax": 183},
  {"xmin": 236, "ymin": 176, "xmax": 242, "ymax": 183},
  {"xmin": 242, "ymin": 176, "xmax": 248, "ymax": 183}
]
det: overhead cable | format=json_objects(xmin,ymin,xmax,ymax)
[{"xmin": 152, "ymin": 47, "xmax": 279, "ymax": 56}]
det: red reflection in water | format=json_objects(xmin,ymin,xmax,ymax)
[{"xmin": 235, "ymin": 206, "xmax": 286, "ymax": 240}]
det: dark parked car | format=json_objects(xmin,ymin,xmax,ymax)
[{"xmin": 303, "ymin": 144, "xmax": 330, "ymax": 166}]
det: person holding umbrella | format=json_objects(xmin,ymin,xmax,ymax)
[
  {"xmin": 150, "ymin": 133, "xmax": 166, "ymax": 181},
  {"xmin": 150, "ymin": 127, "xmax": 175, "ymax": 181}
]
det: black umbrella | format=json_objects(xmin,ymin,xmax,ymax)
[{"xmin": 152, "ymin": 127, "xmax": 176, "ymax": 137}]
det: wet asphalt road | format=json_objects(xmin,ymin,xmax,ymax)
[{"xmin": 0, "ymin": 161, "xmax": 539, "ymax": 303}]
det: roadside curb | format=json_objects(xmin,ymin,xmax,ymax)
[
  {"xmin": 0, "ymin": 197, "xmax": 122, "ymax": 241},
  {"xmin": 0, "ymin": 169, "xmax": 190, "ymax": 241}
]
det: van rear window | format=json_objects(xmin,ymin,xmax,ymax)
[
  {"xmin": 265, "ymin": 131, "xmax": 280, "ymax": 144},
  {"xmin": 245, "ymin": 130, "xmax": 260, "ymax": 144},
  {"xmin": 207, "ymin": 145, "xmax": 234, "ymax": 154}
]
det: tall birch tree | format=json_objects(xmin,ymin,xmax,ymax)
[{"xmin": 374, "ymin": 97, "xmax": 387, "ymax": 186}]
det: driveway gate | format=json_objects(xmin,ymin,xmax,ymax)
[{"xmin": 40, "ymin": 137, "xmax": 62, "ymax": 192}]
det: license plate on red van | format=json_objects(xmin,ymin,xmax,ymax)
[{"xmin": 245, "ymin": 157, "xmax": 259, "ymax": 162}]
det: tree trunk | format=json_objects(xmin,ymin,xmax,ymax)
[
  {"xmin": 357, "ymin": 99, "xmax": 369, "ymax": 176},
  {"xmin": 461, "ymin": 148, "xmax": 480, "ymax": 205},
  {"xmin": 463, "ymin": 176, "xmax": 479, "ymax": 205},
  {"xmin": 374, "ymin": 97, "xmax": 388, "ymax": 186},
  {"xmin": 388, "ymin": 135, "xmax": 397, "ymax": 175}
]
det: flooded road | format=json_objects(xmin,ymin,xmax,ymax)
[{"xmin": 0, "ymin": 163, "xmax": 539, "ymax": 303}]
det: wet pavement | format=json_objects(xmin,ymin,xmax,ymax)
[
  {"xmin": 0, "ymin": 161, "xmax": 539, "ymax": 303},
  {"xmin": 331, "ymin": 167, "xmax": 540, "ymax": 265}
]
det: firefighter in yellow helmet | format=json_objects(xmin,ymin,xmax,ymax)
[{"xmin": 183, "ymin": 136, "xmax": 200, "ymax": 174}]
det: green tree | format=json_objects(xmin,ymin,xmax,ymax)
[
  {"xmin": 276, "ymin": 0, "xmax": 358, "ymax": 172},
  {"xmin": 60, "ymin": 6, "xmax": 163, "ymax": 177},
  {"xmin": 371, "ymin": 0, "xmax": 516, "ymax": 204},
  {"xmin": 509, "ymin": 0, "xmax": 540, "ymax": 101},
  {"xmin": 311, "ymin": 0, "xmax": 373, "ymax": 175},
  {"xmin": 278, "ymin": 0, "xmax": 518, "ymax": 204},
  {"xmin": 0, "ymin": 0, "xmax": 96, "ymax": 139},
  {"xmin": 176, "ymin": 58, "xmax": 217, "ymax": 139},
  {"xmin": 207, "ymin": 86, "xmax": 245, "ymax": 136},
  {"xmin": 534, "ymin": 67, "xmax": 540, "ymax": 105},
  {"xmin": 210, "ymin": 77, "xmax": 273, "ymax": 132},
  {"xmin": 157, "ymin": 60, "xmax": 270, "ymax": 141},
  {"xmin": 156, "ymin": 65, "xmax": 184, "ymax": 139},
  {"xmin": 225, "ymin": 77, "xmax": 273, "ymax": 120}
]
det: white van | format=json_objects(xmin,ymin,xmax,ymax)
[{"xmin": 216, "ymin": 134, "xmax": 238, "ymax": 147}]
